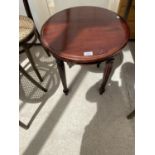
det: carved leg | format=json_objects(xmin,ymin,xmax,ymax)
[
  {"xmin": 56, "ymin": 59, "xmax": 69, "ymax": 95},
  {"xmin": 19, "ymin": 65, "xmax": 47, "ymax": 92},
  {"xmin": 25, "ymin": 49, "xmax": 43, "ymax": 82},
  {"xmin": 99, "ymin": 58, "xmax": 114, "ymax": 94}
]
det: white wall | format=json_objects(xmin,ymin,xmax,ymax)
[
  {"xmin": 19, "ymin": 0, "xmax": 50, "ymax": 31},
  {"xmin": 47, "ymin": 0, "xmax": 120, "ymax": 14},
  {"xmin": 19, "ymin": 0, "xmax": 26, "ymax": 15},
  {"xmin": 19, "ymin": 0, "xmax": 120, "ymax": 32},
  {"xmin": 47, "ymin": 0, "xmax": 109, "ymax": 14}
]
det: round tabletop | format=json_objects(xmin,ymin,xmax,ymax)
[{"xmin": 41, "ymin": 6, "xmax": 129, "ymax": 64}]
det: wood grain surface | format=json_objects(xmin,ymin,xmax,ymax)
[{"xmin": 41, "ymin": 6, "xmax": 129, "ymax": 64}]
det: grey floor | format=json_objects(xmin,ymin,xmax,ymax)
[{"xmin": 19, "ymin": 42, "xmax": 135, "ymax": 155}]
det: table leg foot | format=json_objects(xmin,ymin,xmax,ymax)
[
  {"xmin": 99, "ymin": 88, "xmax": 105, "ymax": 95},
  {"xmin": 99, "ymin": 58, "xmax": 114, "ymax": 94},
  {"xmin": 63, "ymin": 88, "xmax": 69, "ymax": 95}
]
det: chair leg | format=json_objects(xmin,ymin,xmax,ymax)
[
  {"xmin": 44, "ymin": 49, "xmax": 51, "ymax": 57},
  {"xmin": 34, "ymin": 28, "xmax": 51, "ymax": 57},
  {"xmin": 19, "ymin": 65, "xmax": 47, "ymax": 92},
  {"xmin": 25, "ymin": 48, "xmax": 43, "ymax": 82},
  {"xmin": 19, "ymin": 120, "xmax": 29, "ymax": 130}
]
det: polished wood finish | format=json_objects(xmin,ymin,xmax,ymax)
[
  {"xmin": 41, "ymin": 6, "xmax": 129, "ymax": 64},
  {"xmin": 99, "ymin": 58, "xmax": 114, "ymax": 94},
  {"xmin": 41, "ymin": 7, "xmax": 129, "ymax": 94}
]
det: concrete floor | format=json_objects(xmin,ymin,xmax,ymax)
[{"xmin": 19, "ymin": 42, "xmax": 135, "ymax": 155}]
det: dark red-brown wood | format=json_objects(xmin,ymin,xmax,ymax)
[
  {"xmin": 41, "ymin": 6, "xmax": 129, "ymax": 64},
  {"xmin": 99, "ymin": 58, "xmax": 114, "ymax": 94},
  {"xmin": 41, "ymin": 6, "xmax": 130, "ymax": 95}
]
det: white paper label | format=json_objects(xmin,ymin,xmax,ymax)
[
  {"xmin": 84, "ymin": 51, "xmax": 93, "ymax": 56},
  {"xmin": 116, "ymin": 16, "xmax": 120, "ymax": 19}
]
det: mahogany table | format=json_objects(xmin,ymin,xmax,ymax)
[{"xmin": 41, "ymin": 6, "xmax": 129, "ymax": 95}]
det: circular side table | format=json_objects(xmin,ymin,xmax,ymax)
[{"xmin": 41, "ymin": 6, "xmax": 129, "ymax": 95}]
